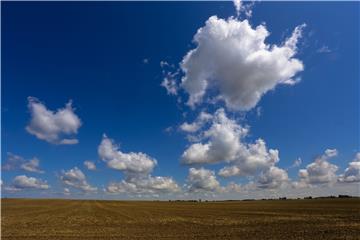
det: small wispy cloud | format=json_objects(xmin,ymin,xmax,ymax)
[
  {"xmin": 317, "ymin": 45, "xmax": 331, "ymax": 53},
  {"xmin": 288, "ymin": 158, "xmax": 302, "ymax": 170}
]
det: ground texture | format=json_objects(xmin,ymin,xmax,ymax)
[{"xmin": 1, "ymin": 198, "xmax": 360, "ymax": 239}]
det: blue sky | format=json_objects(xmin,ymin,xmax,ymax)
[{"xmin": 2, "ymin": 1, "xmax": 359, "ymax": 199}]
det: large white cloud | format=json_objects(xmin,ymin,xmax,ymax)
[
  {"xmin": 26, "ymin": 97, "xmax": 81, "ymax": 145},
  {"xmin": 106, "ymin": 175, "xmax": 180, "ymax": 195},
  {"xmin": 6, "ymin": 175, "xmax": 49, "ymax": 191},
  {"xmin": 186, "ymin": 167, "xmax": 220, "ymax": 192},
  {"xmin": 60, "ymin": 167, "xmax": 97, "ymax": 193},
  {"xmin": 98, "ymin": 134, "xmax": 157, "ymax": 174},
  {"xmin": 2, "ymin": 152, "xmax": 44, "ymax": 174},
  {"xmin": 181, "ymin": 109, "xmax": 279, "ymax": 177},
  {"xmin": 180, "ymin": 16, "xmax": 305, "ymax": 111},
  {"xmin": 293, "ymin": 149, "xmax": 339, "ymax": 188},
  {"xmin": 256, "ymin": 166, "xmax": 289, "ymax": 189},
  {"xmin": 99, "ymin": 134, "xmax": 180, "ymax": 195},
  {"xmin": 338, "ymin": 153, "xmax": 360, "ymax": 183},
  {"xmin": 218, "ymin": 139, "xmax": 280, "ymax": 177},
  {"xmin": 181, "ymin": 109, "xmax": 247, "ymax": 164}
]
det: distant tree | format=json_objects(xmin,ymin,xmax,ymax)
[{"xmin": 338, "ymin": 195, "xmax": 351, "ymax": 198}]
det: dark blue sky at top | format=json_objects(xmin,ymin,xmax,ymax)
[{"xmin": 2, "ymin": 2, "xmax": 359, "ymax": 197}]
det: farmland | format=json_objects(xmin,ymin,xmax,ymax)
[{"xmin": 1, "ymin": 198, "xmax": 360, "ymax": 239}]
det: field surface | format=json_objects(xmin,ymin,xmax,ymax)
[{"xmin": 1, "ymin": 198, "xmax": 360, "ymax": 239}]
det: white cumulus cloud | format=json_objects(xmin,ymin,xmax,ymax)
[
  {"xmin": 181, "ymin": 109, "xmax": 248, "ymax": 164},
  {"xmin": 338, "ymin": 153, "xmax": 360, "ymax": 183},
  {"xmin": 98, "ymin": 134, "xmax": 157, "ymax": 174},
  {"xmin": 106, "ymin": 175, "xmax": 180, "ymax": 195},
  {"xmin": 8, "ymin": 175, "xmax": 49, "ymax": 191},
  {"xmin": 26, "ymin": 97, "xmax": 81, "ymax": 145},
  {"xmin": 181, "ymin": 109, "xmax": 279, "ymax": 177},
  {"xmin": 60, "ymin": 167, "xmax": 97, "ymax": 193},
  {"xmin": 186, "ymin": 167, "xmax": 220, "ymax": 192},
  {"xmin": 293, "ymin": 149, "xmax": 339, "ymax": 188},
  {"xmin": 256, "ymin": 166, "xmax": 289, "ymax": 189},
  {"xmin": 100, "ymin": 134, "xmax": 180, "ymax": 195},
  {"xmin": 180, "ymin": 16, "xmax": 305, "ymax": 111}
]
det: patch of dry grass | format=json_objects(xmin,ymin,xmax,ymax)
[{"xmin": 2, "ymin": 198, "xmax": 360, "ymax": 239}]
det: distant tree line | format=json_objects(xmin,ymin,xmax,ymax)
[{"xmin": 167, "ymin": 195, "xmax": 358, "ymax": 202}]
